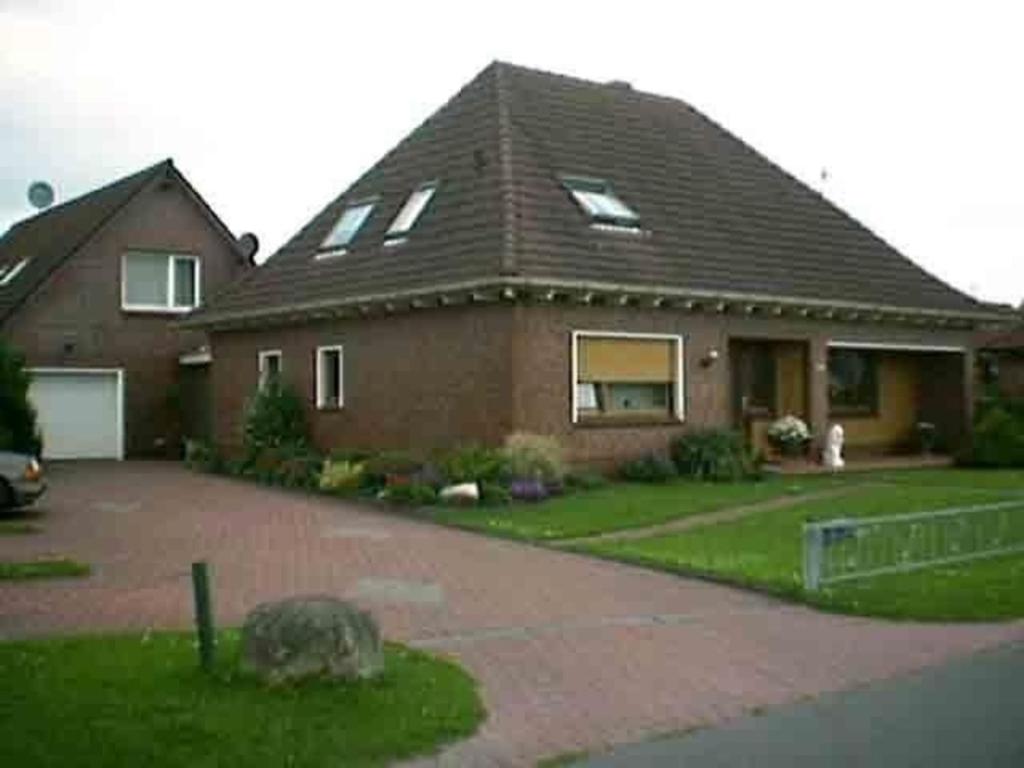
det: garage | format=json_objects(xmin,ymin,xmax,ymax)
[{"xmin": 28, "ymin": 369, "xmax": 124, "ymax": 460}]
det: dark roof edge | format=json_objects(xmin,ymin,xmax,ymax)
[{"xmin": 182, "ymin": 275, "xmax": 1010, "ymax": 331}]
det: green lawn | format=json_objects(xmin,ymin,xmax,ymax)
[
  {"xmin": 0, "ymin": 557, "xmax": 90, "ymax": 580},
  {"xmin": 0, "ymin": 631, "xmax": 484, "ymax": 767},
  {"xmin": 0, "ymin": 520, "xmax": 41, "ymax": 535},
  {"xmin": 433, "ymin": 475, "xmax": 852, "ymax": 541},
  {"xmin": 578, "ymin": 471, "xmax": 1024, "ymax": 621}
]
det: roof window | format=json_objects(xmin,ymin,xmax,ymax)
[
  {"xmin": 562, "ymin": 177, "xmax": 639, "ymax": 226},
  {"xmin": 321, "ymin": 201, "xmax": 375, "ymax": 251},
  {"xmin": 387, "ymin": 183, "xmax": 437, "ymax": 238},
  {"xmin": 0, "ymin": 258, "xmax": 29, "ymax": 287}
]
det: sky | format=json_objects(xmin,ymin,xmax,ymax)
[{"xmin": 2, "ymin": 0, "xmax": 1022, "ymax": 306}]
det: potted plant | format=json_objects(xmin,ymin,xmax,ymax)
[{"xmin": 766, "ymin": 415, "xmax": 812, "ymax": 458}]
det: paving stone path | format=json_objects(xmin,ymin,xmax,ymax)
[{"xmin": 1, "ymin": 462, "xmax": 1021, "ymax": 767}]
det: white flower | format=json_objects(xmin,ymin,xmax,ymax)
[{"xmin": 767, "ymin": 415, "xmax": 811, "ymax": 444}]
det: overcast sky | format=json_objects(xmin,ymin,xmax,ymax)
[{"xmin": 2, "ymin": 0, "xmax": 1021, "ymax": 305}]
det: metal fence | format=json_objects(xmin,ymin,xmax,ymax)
[{"xmin": 802, "ymin": 499, "xmax": 1024, "ymax": 591}]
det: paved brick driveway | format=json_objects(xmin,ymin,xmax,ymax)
[{"xmin": 1, "ymin": 462, "xmax": 1021, "ymax": 766}]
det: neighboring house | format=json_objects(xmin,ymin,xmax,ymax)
[
  {"xmin": 978, "ymin": 326, "xmax": 1024, "ymax": 402},
  {"xmin": 188, "ymin": 62, "xmax": 1008, "ymax": 466},
  {"xmin": 0, "ymin": 160, "xmax": 251, "ymax": 459}
]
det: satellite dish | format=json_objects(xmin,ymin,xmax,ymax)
[
  {"xmin": 237, "ymin": 232, "xmax": 259, "ymax": 264},
  {"xmin": 28, "ymin": 181, "xmax": 55, "ymax": 210}
]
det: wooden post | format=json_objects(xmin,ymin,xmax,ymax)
[{"xmin": 191, "ymin": 561, "xmax": 215, "ymax": 672}]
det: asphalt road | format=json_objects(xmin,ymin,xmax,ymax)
[{"xmin": 583, "ymin": 641, "xmax": 1024, "ymax": 767}]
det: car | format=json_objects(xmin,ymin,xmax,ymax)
[{"xmin": 0, "ymin": 452, "xmax": 46, "ymax": 511}]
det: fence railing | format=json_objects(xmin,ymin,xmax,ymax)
[{"xmin": 802, "ymin": 499, "xmax": 1024, "ymax": 591}]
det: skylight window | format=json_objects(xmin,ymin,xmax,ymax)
[
  {"xmin": 321, "ymin": 202, "xmax": 375, "ymax": 250},
  {"xmin": 387, "ymin": 183, "xmax": 437, "ymax": 237},
  {"xmin": 562, "ymin": 177, "xmax": 639, "ymax": 226},
  {"xmin": 0, "ymin": 258, "xmax": 29, "ymax": 287}
]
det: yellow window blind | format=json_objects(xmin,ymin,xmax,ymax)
[{"xmin": 578, "ymin": 337, "xmax": 675, "ymax": 383}]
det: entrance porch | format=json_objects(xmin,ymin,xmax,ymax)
[{"xmin": 730, "ymin": 339, "xmax": 973, "ymax": 462}]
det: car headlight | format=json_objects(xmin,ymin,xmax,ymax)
[{"xmin": 24, "ymin": 458, "xmax": 42, "ymax": 482}]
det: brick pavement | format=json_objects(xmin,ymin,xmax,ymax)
[{"xmin": 1, "ymin": 461, "xmax": 1021, "ymax": 766}]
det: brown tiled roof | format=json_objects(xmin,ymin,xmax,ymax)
[
  {"xmin": 196, "ymin": 61, "xmax": 987, "ymax": 325},
  {"xmin": 0, "ymin": 159, "xmax": 244, "ymax": 325}
]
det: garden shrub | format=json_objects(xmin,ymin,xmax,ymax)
[
  {"xmin": 670, "ymin": 429, "xmax": 757, "ymax": 481},
  {"xmin": 383, "ymin": 482, "xmax": 438, "ymax": 506},
  {"xmin": 959, "ymin": 405, "xmax": 1024, "ymax": 468},
  {"xmin": 184, "ymin": 439, "xmax": 223, "ymax": 473},
  {"xmin": 319, "ymin": 459, "xmax": 365, "ymax": 493},
  {"xmin": 0, "ymin": 342, "xmax": 42, "ymax": 456},
  {"xmin": 564, "ymin": 469, "xmax": 609, "ymax": 491},
  {"xmin": 242, "ymin": 381, "xmax": 310, "ymax": 456},
  {"xmin": 362, "ymin": 451, "xmax": 424, "ymax": 488},
  {"xmin": 244, "ymin": 444, "xmax": 321, "ymax": 489},
  {"xmin": 438, "ymin": 444, "xmax": 508, "ymax": 484},
  {"xmin": 479, "ymin": 481, "xmax": 512, "ymax": 506},
  {"xmin": 619, "ymin": 454, "xmax": 677, "ymax": 483},
  {"xmin": 502, "ymin": 432, "xmax": 566, "ymax": 483}
]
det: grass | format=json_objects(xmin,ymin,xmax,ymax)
[
  {"xmin": 0, "ymin": 557, "xmax": 90, "ymax": 580},
  {"xmin": 433, "ymin": 474, "xmax": 851, "ymax": 541},
  {"xmin": 578, "ymin": 469, "xmax": 1024, "ymax": 621},
  {"xmin": 0, "ymin": 520, "xmax": 41, "ymax": 535},
  {"xmin": 0, "ymin": 631, "xmax": 484, "ymax": 767}
]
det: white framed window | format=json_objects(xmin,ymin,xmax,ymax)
[
  {"xmin": 320, "ymin": 201, "xmax": 375, "ymax": 253},
  {"xmin": 387, "ymin": 183, "xmax": 437, "ymax": 237},
  {"xmin": 561, "ymin": 176, "xmax": 639, "ymax": 226},
  {"xmin": 121, "ymin": 252, "xmax": 200, "ymax": 312},
  {"xmin": 315, "ymin": 345, "xmax": 344, "ymax": 410},
  {"xmin": 0, "ymin": 258, "xmax": 29, "ymax": 287},
  {"xmin": 570, "ymin": 331, "xmax": 684, "ymax": 424},
  {"xmin": 257, "ymin": 350, "xmax": 283, "ymax": 391}
]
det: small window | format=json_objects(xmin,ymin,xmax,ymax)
[
  {"xmin": 0, "ymin": 258, "xmax": 29, "ymax": 287},
  {"xmin": 321, "ymin": 202, "xmax": 375, "ymax": 251},
  {"xmin": 829, "ymin": 348, "xmax": 879, "ymax": 415},
  {"xmin": 387, "ymin": 183, "xmax": 437, "ymax": 237},
  {"xmin": 258, "ymin": 350, "xmax": 282, "ymax": 391},
  {"xmin": 562, "ymin": 177, "xmax": 639, "ymax": 226},
  {"xmin": 573, "ymin": 332, "xmax": 683, "ymax": 423},
  {"xmin": 122, "ymin": 252, "xmax": 200, "ymax": 311},
  {"xmin": 316, "ymin": 345, "xmax": 344, "ymax": 410}
]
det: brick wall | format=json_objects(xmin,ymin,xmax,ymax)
[{"xmin": 208, "ymin": 300, "xmax": 977, "ymax": 466}]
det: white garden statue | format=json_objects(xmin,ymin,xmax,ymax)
[{"xmin": 823, "ymin": 423, "xmax": 845, "ymax": 471}]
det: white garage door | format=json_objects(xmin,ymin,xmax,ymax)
[{"xmin": 28, "ymin": 369, "xmax": 123, "ymax": 460}]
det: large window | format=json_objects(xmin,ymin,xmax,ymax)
[
  {"xmin": 315, "ymin": 345, "xmax": 344, "ymax": 410},
  {"xmin": 122, "ymin": 252, "xmax": 200, "ymax": 311},
  {"xmin": 573, "ymin": 332, "xmax": 683, "ymax": 423},
  {"xmin": 561, "ymin": 176, "xmax": 639, "ymax": 227},
  {"xmin": 258, "ymin": 350, "xmax": 282, "ymax": 391},
  {"xmin": 828, "ymin": 348, "xmax": 879, "ymax": 414}
]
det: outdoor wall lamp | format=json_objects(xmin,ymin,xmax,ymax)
[{"xmin": 701, "ymin": 347, "xmax": 720, "ymax": 367}]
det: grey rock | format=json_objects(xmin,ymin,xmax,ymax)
[{"xmin": 241, "ymin": 595, "xmax": 384, "ymax": 684}]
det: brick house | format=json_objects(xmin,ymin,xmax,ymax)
[
  {"xmin": 189, "ymin": 62, "xmax": 1006, "ymax": 466},
  {"xmin": 0, "ymin": 160, "xmax": 251, "ymax": 458}
]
